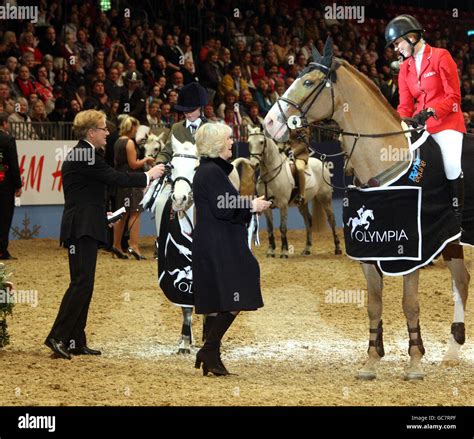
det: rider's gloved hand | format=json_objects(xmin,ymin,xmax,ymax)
[{"xmin": 412, "ymin": 109, "xmax": 435, "ymax": 127}]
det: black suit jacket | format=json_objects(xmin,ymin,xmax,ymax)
[
  {"xmin": 118, "ymin": 88, "xmax": 147, "ymax": 125},
  {"xmin": 60, "ymin": 139, "xmax": 147, "ymax": 245},
  {"xmin": 0, "ymin": 130, "xmax": 22, "ymax": 193}
]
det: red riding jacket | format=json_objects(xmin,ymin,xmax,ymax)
[{"xmin": 397, "ymin": 43, "xmax": 466, "ymax": 134}]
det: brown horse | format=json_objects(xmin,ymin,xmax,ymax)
[{"xmin": 264, "ymin": 38, "xmax": 470, "ymax": 380}]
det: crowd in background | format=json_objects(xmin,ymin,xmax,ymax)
[{"xmin": 1, "ymin": 0, "xmax": 474, "ymax": 140}]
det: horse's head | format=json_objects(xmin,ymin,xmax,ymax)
[
  {"xmin": 247, "ymin": 125, "xmax": 265, "ymax": 169},
  {"xmin": 170, "ymin": 138, "xmax": 198, "ymax": 212},
  {"xmin": 144, "ymin": 131, "xmax": 167, "ymax": 160},
  {"xmin": 264, "ymin": 37, "xmax": 340, "ymax": 143}
]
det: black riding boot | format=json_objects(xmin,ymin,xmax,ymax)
[
  {"xmin": 447, "ymin": 175, "xmax": 464, "ymax": 226},
  {"xmin": 195, "ymin": 312, "xmax": 236, "ymax": 376}
]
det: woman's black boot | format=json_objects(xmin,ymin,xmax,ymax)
[{"xmin": 195, "ymin": 312, "xmax": 236, "ymax": 376}]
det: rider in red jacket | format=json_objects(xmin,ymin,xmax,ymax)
[{"xmin": 385, "ymin": 15, "xmax": 466, "ymax": 224}]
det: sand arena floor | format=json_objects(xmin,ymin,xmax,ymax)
[{"xmin": 0, "ymin": 230, "xmax": 473, "ymax": 406}]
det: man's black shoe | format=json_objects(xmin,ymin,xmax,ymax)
[
  {"xmin": 45, "ymin": 337, "xmax": 72, "ymax": 360},
  {"xmin": 69, "ymin": 346, "xmax": 102, "ymax": 356}
]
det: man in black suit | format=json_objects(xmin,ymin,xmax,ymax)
[
  {"xmin": 0, "ymin": 112, "xmax": 22, "ymax": 260},
  {"xmin": 118, "ymin": 70, "xmax": 148, "ymax": 125},
  {"xmin": 45, "ymin": 109, "xmax": 165, "ymax": 359}
]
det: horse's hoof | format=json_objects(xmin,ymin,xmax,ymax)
[
  {"xmin": 280, "ymin": 254, "xmax": 289, "ymax": 259},
  {"xmin": 404, "ymin": 371, "xmax": 424, "ymax": 381},
  {"xmin": 441, "ymin": 359, "xmax": 461, "ymax": 367},
  {"xmin": 177, "ymin": 348, "xmax": 191, "ymax": 355},
  {"xmin": 301, "ymin": 250, "xmax": 311, "ymax": 256},
  {"xmin": 266, "ymin": 253, "xmax": 275, "ymax": 258},
  {"xmin": 335, "ymin": 249, "xmax": 343, "ymax": 255},
  {"xmin": 357, "ymin": 370, "xmax": 377, "ymax": 380}
]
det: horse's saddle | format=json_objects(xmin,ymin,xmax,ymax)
[{"xmin": 286, "ymin": 159, "xmax": 316, "ymax": 190}]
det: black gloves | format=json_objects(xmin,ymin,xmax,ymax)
[{"xmin": 412, "ymin": 109, "xmax": 435, "ymax": 127}]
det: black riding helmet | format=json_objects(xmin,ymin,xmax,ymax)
[{"xmin": 385, "ymin": 14, "xmax": 424, "ymax": 49}]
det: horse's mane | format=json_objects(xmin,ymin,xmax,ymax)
[{"xmin": 340, "ymin": 59, "xmax": 401, "ymax": 122}]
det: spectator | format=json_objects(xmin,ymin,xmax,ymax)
[
  {"xmin": 161, "ymin": 34, "xmax": 181, "ymax": 72},
  {"xmin": 14, "ymin": 66, "xmax": 36, "ymax": 100},
  {"xmin": 203, "ymin": 104, "xmax": 220, "ymax": 121},
  {"xmin": 254, "ymin": 78, "xmax": 273, "ymax": 115},
  {"xmin": 217, "ymin": 91, "xmax": 240, "ymax": 119},
  {"xmin": 8, "ymin": 98, "xmax": 37, "ymax": 140},
  {"xmin": 140, "ymin": 58, "xmax": 155, "ymax": 94},
  {"xmin": 219, "ymin": 64, "xmax": 249, "ymax": 100},
  {"xmin": 169, "ymin": 71, "xmax": 185, "ymax": 92},
  {"xmin": 38, "ymin": 26, "xmax": 62, "ymax": 58},
  {"xmin": 30, "ymin": 100, "xmax": 49, "ymax": 139},
  {"xmin": 160, "ymin": 102, "xmax": 175, "ymax": 126},
  {"xmin": 5, "ymin": 57, "xmax": 18, "ymax": 82},
  {"xmin": 1, "ymin": 31, "xmax": 22, "ymax": 61},
  {"xmin": 112, "ymin": 116, "xmax": 155, "ymax": 259},
  {"xmin": 180, "ymin": 59, "xmax": 197, "ymax": 85},
  {"xmin": 119, "ymin": 71, "xmax": 147, "ymax": 125},
  {"xmin": 19, "ymin": 32, "xmax": 42, "ymax": 64},
  {"xmin": 242, "ymin": 101, "xmax": 265, "ymax": 129},
  {"xmin": 201, "ymin": 50, "xmax": 222, "ymax": 93},
  {"xmin": 147, "ymin": 100, "xmax": 161, "ymax": 126},
  {"xmin": 83, "ymin": 80, "xmax": 110, "ymax": 113}
]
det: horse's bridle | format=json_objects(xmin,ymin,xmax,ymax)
[
  {"xmin": 170, "ymin": 153, "xmax": 198, "ymax": 207},
  {"xmin": 248, "ymin": 131, "xmax": 284, "ymax": 186},
  {"xmin": 276, "ymin": 61, "xmax": 338, "ymax": 130}
]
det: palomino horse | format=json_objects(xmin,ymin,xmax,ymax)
[
  {"xmin": 264, "ymin": 38, "xmax": 470, "ymax": 380},
  {"xmin": 247, "ymin": 125, "xmax": 342, "ymax": 257}
]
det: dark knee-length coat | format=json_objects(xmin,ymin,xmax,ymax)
[{"xmin": 192, "ymin": 156, "xmax": 264, "ymax": 314}]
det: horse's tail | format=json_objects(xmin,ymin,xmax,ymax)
[{"xmin": 312, "ymin": 199, "xmax": 327, "ymax": 233}]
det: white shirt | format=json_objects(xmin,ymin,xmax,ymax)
[
  {"xmin": 186, "ymin": 117, "xmax": 202, "ymax": 130},
  {"xmin": 414, "ymin": 43, "xmax": 425, "ymax": 76}
]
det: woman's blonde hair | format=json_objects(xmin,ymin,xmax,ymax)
[
  {"xmin": 119, "ymin": 115, "xmax": 140, "ymax": 136},
  {"xmin": 73, "ymin": 109, "xmax": 106, "ymax": 139},
  {"xmin": 195, "ymin": 122, "xmax": 232, "ymax": 158}
]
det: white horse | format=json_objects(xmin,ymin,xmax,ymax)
[{"xmin": 247, "ymin": 125, "xmax": 342, "ymax": 257}]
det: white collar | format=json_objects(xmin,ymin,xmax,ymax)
[
  {"xmin": 186, "ymin": 118, "xmax": 202, "ymax": 129},
  {"xmin": 414, "ymin": 43, "xmax": 425, "ymax": 59},
  {"xmin": 83, "ymin": 139, "xmax": 96, "ymax": 149}
]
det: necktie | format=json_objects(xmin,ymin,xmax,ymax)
[{"xmin": 189, "ymin": 124, "xmax": 197, "ymax": 136}]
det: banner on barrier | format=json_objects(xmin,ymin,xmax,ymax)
[{"xmin": 16, "ymin": 141, "xmax": 76, "ymax": 205}]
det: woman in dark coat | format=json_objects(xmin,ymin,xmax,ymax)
[{"xmin": 193, "ymin": 122, "xmax": 271, "ymax": 376}]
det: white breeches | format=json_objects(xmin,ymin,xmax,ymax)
[{"xmin": 430, "ymin": 130, "xmax": 463, "ymax": 180}]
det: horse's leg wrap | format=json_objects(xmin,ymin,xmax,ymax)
[
  {"xmin": 407, "ymin": 321, "xmax": 425, "ymax": 356},
  {"xmin": 451, "ymin": 322, "xmax": 466, "ymax": 345},
  {"xmin": 368, "ymin": 320, "xmax": 385, "ymax": 358}
]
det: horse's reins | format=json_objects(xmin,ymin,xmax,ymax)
[
  {"xmin": 248, "ymin": 131, "xmax": 285, "ymax": 200},
  {"xmin": 127, "ymin": 153, "xmax": 197, "ymax": 234},
  {"xmin": 274, "ymin": 58, "xmax": 422, "ymax": 190}
]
